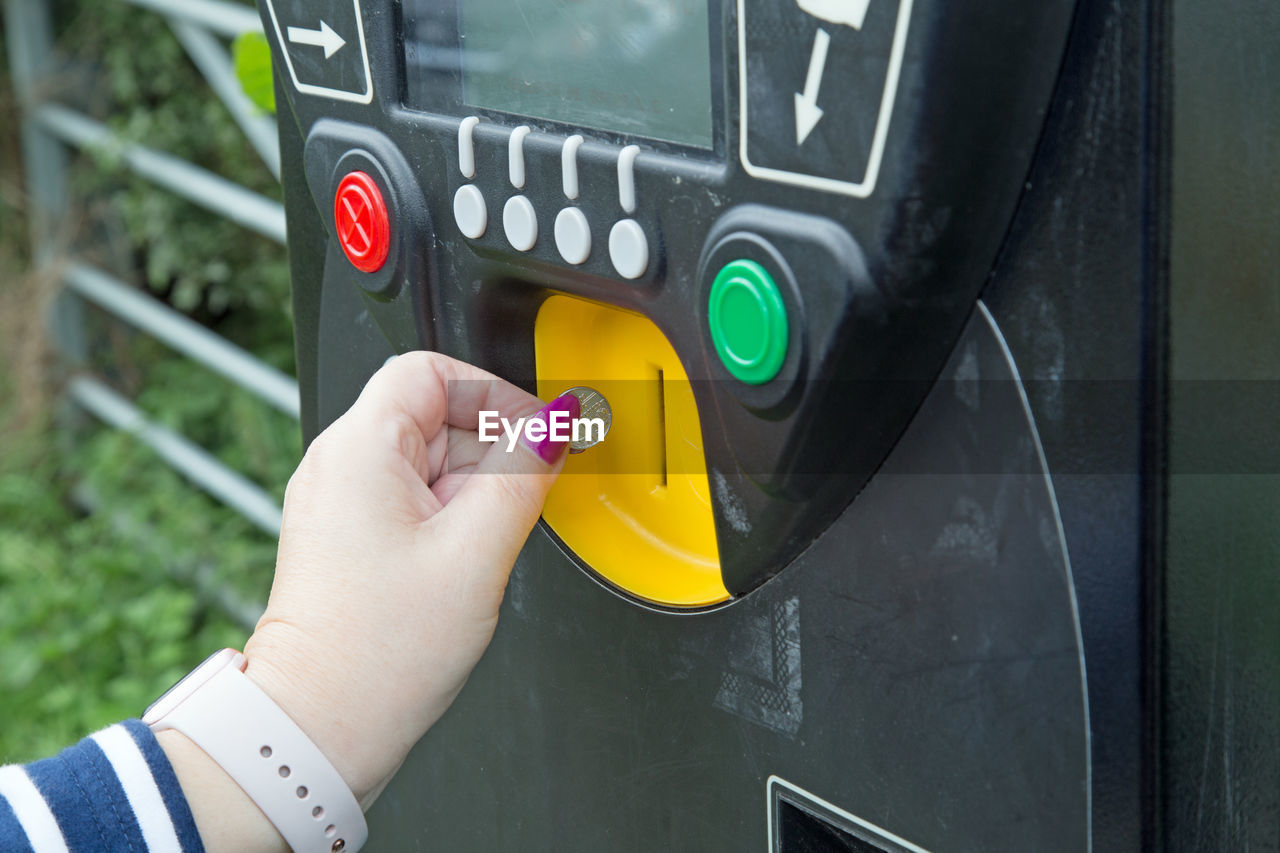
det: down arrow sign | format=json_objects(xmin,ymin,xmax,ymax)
[{"xmin": 795, "ymin": 29, "xmax": 831, "ymax": 145}]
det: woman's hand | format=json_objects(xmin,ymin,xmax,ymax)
[{"xmin": 160, "ymin": 352, "xmax": 578, "ymax": 851}]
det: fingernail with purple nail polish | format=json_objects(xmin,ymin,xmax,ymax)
[{"xmin": 521, "ymin": 393, "xmax": 582, "ymax": 464}]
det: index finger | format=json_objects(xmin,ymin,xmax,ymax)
[{"xmin": 347, "ymin": 351, "xmax": 543, "ymax": 443}]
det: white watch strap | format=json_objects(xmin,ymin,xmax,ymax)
[{"xmin": 153, "ymin": 664, "xmax": 368, "ymax": 853}]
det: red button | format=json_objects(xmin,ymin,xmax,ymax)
[{"xmin": 334, "ymin": 171, "xmax": 390, "ymax": 273}]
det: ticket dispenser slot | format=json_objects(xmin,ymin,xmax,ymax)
[{"xmin": 535, "ymin": 296, "xmax": 726, "ymax": 607}]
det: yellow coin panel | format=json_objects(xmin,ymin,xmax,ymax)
[{"xmin": 535, "ymin": 295, "xmax": 726, "ymax": 607}]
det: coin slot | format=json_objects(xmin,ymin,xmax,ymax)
[{"xmin": 655, "ymin": 366, "xmax": 668, "ymax": 489}]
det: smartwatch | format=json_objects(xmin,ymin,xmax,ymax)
[{"xmin": 144, "ymin": 649, "xmax": 368, "ymax": 853}]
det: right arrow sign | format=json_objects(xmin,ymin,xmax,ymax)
[
  {"xmin": 264, "ymin": 0, "xmax": 372, "ymax": 104},
  {"xmin": 287, "ymin": 20, "xmax": 347, "ymax": 60},
  {"xmin": 795, "ymin": 29, "xmax": 831, "ymax": 145}
]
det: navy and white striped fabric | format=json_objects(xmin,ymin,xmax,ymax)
[{"xmin": 0, "ymin": 720, "xmax": 203, "ymax": 852}]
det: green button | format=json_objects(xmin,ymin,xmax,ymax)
[{"xmin": 708, "ymin": 259, "xmax": 789, "ymax": 385}]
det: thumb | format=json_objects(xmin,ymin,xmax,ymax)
[{"xmin": 440, "ymin": 393, "xmax": 580, "ymax": 559}]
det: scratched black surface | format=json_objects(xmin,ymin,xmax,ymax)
[
  {"xmin": 980, "ymin": 0, "xmax": 1153, "ymax": 847},
  {"xmin": 1162, "ymin": 0, "xmax": 1280, "ymax": 847},
  {"xmin": 982, "ymin": 0, "xmax": 1280, "ymax": 846}
]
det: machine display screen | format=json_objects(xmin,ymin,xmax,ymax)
[{"xmin": 403, "ymin": 0, "xmax": 715, "ymax": 149}]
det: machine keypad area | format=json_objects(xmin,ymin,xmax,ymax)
[{"xmin": 451, "ymin": 116, "xmax": 654, "ymax": 280}]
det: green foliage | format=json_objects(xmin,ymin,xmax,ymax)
[
  {"xmin": 127, "ymin": 336, "xmax": 301, "ymax": 498},
  {"xmin": 60, "ymin": 0, "xmax": 292, "ymax": 336},
  {"xmin": 0, "ymin": 352, "xmax": 297, "ymax": 762},
  {"xmin": 0, "ymin": 0, "xmax": 302, "ymax": 762},
  {"xmin": 234, "ymin": 32, "xmax": 277, "ymax": 115}
]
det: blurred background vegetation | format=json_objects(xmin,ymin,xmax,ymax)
[{"xmin": 0, "ymin": 0, "xmax": 298, "ymax": 762}]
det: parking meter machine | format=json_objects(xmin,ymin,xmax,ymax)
[{"xmin": 258, "ymin": 0, "xmax": 1280, "ymax": 849}]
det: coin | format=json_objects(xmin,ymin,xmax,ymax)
[{"xmin": 560, "ymin": 386, "xmax": 612, "ymax": 453}]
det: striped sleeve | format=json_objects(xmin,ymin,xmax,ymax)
[{"xmin": 0, "ymin": 720, "xmax": 204, "ymax": 852}]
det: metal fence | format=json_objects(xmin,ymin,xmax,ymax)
[{"xmin": 4, "ymin": 0, "xmax": 291, "ymax": 626}]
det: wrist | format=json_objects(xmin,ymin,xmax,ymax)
[
  {"xmin": 242, "ymin": 634, "xmax": 389, "ymax": 807},
  {"xmin": 157, "ymin": 729, "xmax": 288, "ymax": 853}
]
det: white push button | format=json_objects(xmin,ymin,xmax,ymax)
[
  {"xmin": 453, "ymin": 184, "xmax": 486, "ymax": 239},
  {"xmin": 554, "ymin": 208, "xmax": 591, "ymax": 265},
  {"xmin": 503, "ymin": 195, "xmax": 538, "ymax": 251},
  {"xmin": 609, "ymin": 219, "xmax": 648, "ymax": 279},
  {"xmin": 453, "ymin": 185, "xmax": 487, "ymax": 239}
]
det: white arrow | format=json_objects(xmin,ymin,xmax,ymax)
[
  {"xmin": 798, "ymin": 0, "xmax": 872, "ymax": 31},
  {"xmin": 795, "ymin": 28, "xmax": 830, "ymax": 145},
  {"xmin": 287, "ymin": 21, "xmax": 346, "ymax": 60}
]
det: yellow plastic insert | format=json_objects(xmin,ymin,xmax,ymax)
[{"xmin": 535, "ymin": 295, "xmax": 726, "ymax": 607}]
